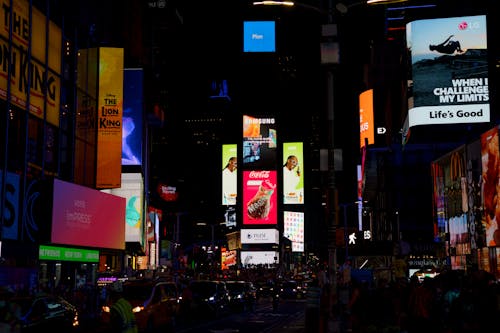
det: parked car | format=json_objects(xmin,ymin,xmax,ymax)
[
  {"xmin": 189, "ymin": 280, "xmax": 229, "ymax": 318},
  {"xmin": 100, "ymin": 279, "xmax": 179, "ymax": 333},
  {"xmin": 0, "ymin": 292, "xmax": 80, "ymax": 333},
  {"xmin": 225, "ymin": 280, "xmax": 257, "ymax": 312}
]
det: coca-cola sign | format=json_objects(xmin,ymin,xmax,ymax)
[{"xmin": 242, "ymin": 170, "xmax": 277, "ymax": 225}]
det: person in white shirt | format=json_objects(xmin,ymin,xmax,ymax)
[
  {"xmin": 283, "ymin": 155, "xmax": 302, "ymax": 203},
  {"xmin": 222, "ymin": 157, "xmax": 237, "ymax": 205}
]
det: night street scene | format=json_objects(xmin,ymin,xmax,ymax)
[{"xmin": 1, "ymin": 0, "xmax": 500, "ymax": 332}]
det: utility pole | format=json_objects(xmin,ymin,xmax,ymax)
[{"xmin": 323, "ymin": 1, "xmax": 339, "ymax": 332}]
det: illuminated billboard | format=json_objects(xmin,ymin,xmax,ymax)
[
  {"xmin": 240, "ymin": 228, "xmax": 279, "ymax": 244},
  {"xmin": 406, "ymin": 15, "xmax": 488, "ymax": 129},
  {"xmin": 222, "ymin": 144, "xmax": 238, "ymax": 205},
  {"xmin": 243, "ymin": 21, "xmax": 276, "ymax": 53},
  {"xmin": 0, "ymin": 0, "xmax": 62, "ymax": 126},
  {"xmin": 96, "ymin": 47, "xmax": 124, "ymax": 189},
  {"xmin": 283, "ymin": 142, "xmax": 304, "ymax": 204},
  {"xmin": 283, "ymin": 211, "xmax": 304, "ymax": 252},
  {"xmin": 359, "ymin": 89, "xmax": 374, "ymax": 148},
  {"xmin": 240, "ymin": 251, "xmax": 278, "ymax": 266},
  {"xmin": 242, "ymin": 115, "xmax": 277, "ymax": 169},
  {"xmin": 122, "ymin": 68, "xmax": 144, "ymax": 166},
  {"xmin": 242, "ymin": 170, "xmax": 277, "ymax": 225},
  {"xmin": 51, "ymin": 179, "xmax": 126, "ymax": 250},
  {"xmin": 103, "ymin": 173, "xmax": 144, "ymax": 245}
]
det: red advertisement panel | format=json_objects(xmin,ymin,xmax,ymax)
[{"xmin": 243, "ymin": 170, "xmax": 277, "ymax": 225}]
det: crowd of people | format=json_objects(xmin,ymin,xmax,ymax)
[{"xmin": 341, "ymin": 269, "xmax": 499, "ymax": 333}]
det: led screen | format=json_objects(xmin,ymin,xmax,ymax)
[
  {"xmin": 122, "ymin": 69, "xmax": 143, "ymax": 166},
  {"xmin": 243, "ymin": 170, "xmax": 277, "ymax": 225},
  {"xmin": 222, "ymin": 144, "xmax": 238, "ymax": 205},
  {"xmin": 406, "ymin": 15, "xmax": 488, "ymax": 128},
  {"xmin": 242, "ymin": 115, "xmax": 277, "ymax": 169},
  {"xmin": 283, "ymin": 142, "xmax": 304, "ymax": 204},
  {"xmin": 243, "ymin": 21, "xmax": 276, "ymax": 53},
  {"xmin": 51, "ymin": 179, "xmax": 126, "ymax": 249},
  {"xmin": 283, "ymin": 211, "xmax": 304, "ymax": 252}
]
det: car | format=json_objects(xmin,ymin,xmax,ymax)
[
  {"xmin": 225, "ymin": 280, "xmax": 257, "ymax": 312},
  {"xmin": 100, "ymin": 279, "xmax": 179, "ymax": 333},
  {"xmin": 255, "ymin": 280, "xmax": 277, "ymax": 300},
  {"xmin": 0, "ymin": 292, "xmax": 80, "ymax": 333},
  {"xmin": 279, "ymin": 280, "xmax": 306, "ymax": 299},
  {"xmin": 188, "ymin": 280, "xmax": 229, "ymax": 318}
]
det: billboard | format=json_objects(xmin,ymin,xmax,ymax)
[
  {"xmin": 283, "ymin": 142, "xmax": 304, "ymax": 204},
  {"xmin": 222, "ymin": 144, "xmax": 238, "ymax": 205},
  {"xmin": 96, "ymin": 47, "xmax": 124, "ymax": 189},
  {"xmin": 243, "ymin": 21, "xmax": 276, "ymax": 53},
  {"xmin": 240, "ymin": 228, "xmax": 279, "ymax": 244},
  {"xmin": 242, "ymin": 115, "xmax": 277, "ymax": 169},
  {"xmin": 102, "ymin": 173, "xmax": 144, "ymax": 244},
  {"xmin": 406, "ymin": 15, "xmax": 488, "ymax": 128},
  {"xmin": 51, "ymin": 179, "xmax": 126, "ymax": 250},
  {"xmin": 359, "ymin": 89, "xmax": 374, "ymax": 148},
  {"xmin": 243, "ymin": 170, "xmax": 277, "ymax": 225},
  {"xmin": 0, "ymin": 170, "xmax": 20, "ymax": 240},
  {"xmin": 480, "ymin": 127, "xmax": 500, "ymax": 247},
  {"xmin": 0, "ymin": 0, "xmax": 62, "ymax": 126},
  {"xmin": 283, "ymin": 211, "xmax": 304, "ymax": 252},
  {"xmin": 122, "ymin": 69, "xmax": 144, "ymax": 166},
  {"xmin": 240, "ymin": 251, "xmax": 278, "ymax": 266}
]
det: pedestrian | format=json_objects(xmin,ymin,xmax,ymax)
[
  {"xmin": 108, "ymin": 281, "xmax": 138, "ymax": 333},
  {"xmin": 305, "ymin": 278, "xmax": 322, "ymax": 333}
]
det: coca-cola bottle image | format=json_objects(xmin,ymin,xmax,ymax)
[{"xmin": 247, "ymin": 179, "xmax": 276, "ymax": 219}]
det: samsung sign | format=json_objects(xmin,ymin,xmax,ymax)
[{"xmin": 241, "ymin": 228, "xmax": 279, "ymax": 244}]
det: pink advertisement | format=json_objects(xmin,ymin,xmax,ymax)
[
  {"xmin": 243, "ymin": 170, "xmax": 277, "ymax": 225},
  {"xmin": 51, "ymin": 179, "xmax": 126, "ymax": 249}
]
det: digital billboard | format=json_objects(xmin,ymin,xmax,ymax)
[
  {"xmin": 243, "ymin": 21, "xmax": 276, "ymax": 53},
  {"xmin": 242, "ymin": 115, "xmax": 277, "ymax": 169},
  {"xmin": 359, "ymin": 89, "xmax": 374, "ymax": 148},
  {"xmin": 51, "ymin": 179, "xmax": 126, "ymax": 250},
  {"xmin": 0, "ymin": 0, "xmax": 62, "ymax": 126},
  {"xmin": 240, "ymin": 228, "xmax": 279, "ymax": 244},
  {"xmin": 283, "ymin": 211, "xmax": 304, "ymax": 252},
  {"xmin": 283, "ymin": 142, "xmax": 304, "ymax": 204},
  {"xmin": 240, "ymin": 251, "xmax": 278, "ymax": 266},
  {"xmin": 102, "ymin": 173, "xmax": 144, "ymax": 244},
  {"xmin": 122, "ymin": 68, "xmax": 144, "ymax": 166},
  {"xmin": 406, "ymin": 15, "xmax": 488, "ymax": 128},
  {"xmin": 243, "ymin": 170, "xmax": 277, "ymax": 225},
  {"xmin": 96, "ymin": 47, "xmax": 124, "ymax": 189},
  {"xmin": 222, "ymin": 144, "xmax": 238, "ymax": 205}
]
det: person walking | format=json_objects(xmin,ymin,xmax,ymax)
[{"xmin": 109, "ymin": 281, "xmax": 138, "ymax": 333}]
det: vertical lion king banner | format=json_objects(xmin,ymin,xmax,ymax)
[{"xmin": 96, "ymin": 48, "xmax": 124, "ymax": 189}]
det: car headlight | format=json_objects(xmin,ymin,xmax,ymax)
[{"xmin": 132, "ymin": 306, "xmax": 144, "ymax": 313}]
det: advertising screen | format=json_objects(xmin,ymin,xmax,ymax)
[
  {"xmin": 51, "ymin": 179, "xmax": 126, "ymax": 250},
  {"xmin": 122, "ymin": 69, "xmax": 143, "ymax": 166},
  {"xmin": 243, "ymin": 170, "xmax": 277, "ymax": 225},
  {"xmin": 359, "ymin": 89, "xmax": 374, "ymax": 148},
  {"xmin": 406, "ymin": 15, "xmax": 488, "ymax": 128},
  {"xmin": 240, "ymin": 228, "xmax": 279, "ymax": 244},
  {"xmin": 103, "ymin": 173, "xmax": 144, "ymax": 244},
  {"xmin": 283, "ymin": 142, "xmax": 304, "ymax": 204},
  {"xmin": 222, "ymin": 144, "xmax": 238, "ymax": 205},
  {"xmin": 283, "ymin": 211, "xmax": 304, "ymax": 252},
  {"xmin": 480, "ymin": 126, "xmax": 500, "ymax": 247},
  {"xmin": 96, "ymin": 47, "xmax": 124, "ymax": 189},
  {"xmin": 242, "ymin": 115, "xmax": 277, "ymax": 169},
  {"xmin": 243, "ymin": 21, "xmax": 276, "ymax": 53},
  {"xmin": 240, "ymin": 251, "xmax": 278, "ymax": 266}
]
